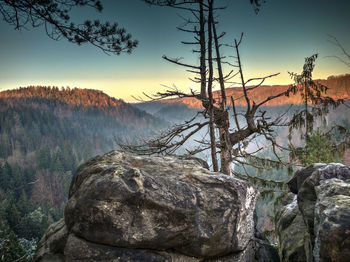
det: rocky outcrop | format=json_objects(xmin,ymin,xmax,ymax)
[
  {"xmin": 35, "ymin": 150, "xmax": 279, "ymax": 262},
  {"xmin": 277, "ymin": 163, "xmax": 350, "ymax": 262},
  {"xmin": 275, "ymin": 193, "xmax": 310, "ymax": 262},
  {"xmin": 313, "ymin": 178, "xmax": 350, "ymax": 262}
]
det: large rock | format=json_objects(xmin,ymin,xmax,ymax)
[
  {"xmin": 35, "ymin": 150, "xmax": 279, "ymax": 261},
  {"xmin": 277, "ymin": 163, "xmax": 350, "ymax": 262},
  {"xmin": 287, "ymin": 163, "xmax": 326, "ymax": 194},
  {"xmin": 295, "ymin": 164, "xmax": 350, "ymax": 243},
  {"xmin": 65, "ymin": 151, "xmax": 258, "ymax": 257},
  {"xmin": 275, "ymin": 193, "xmax": 311, "ymax": 262},
  {"xmin": 313, "ymin": 179, "xmax": 350, "ymax": 262}
]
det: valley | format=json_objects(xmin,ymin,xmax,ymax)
[{"xmin": 1, "ymin": 75, "xmax": 350, "ymax": 258}]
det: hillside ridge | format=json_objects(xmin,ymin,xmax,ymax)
[
  {"xmin": 144, "ymin": 74, "xmax": 350, "ymax": 109},
  {"xmin": 0, "ymin": 86, "xmax": 125, "ymax": 108}
]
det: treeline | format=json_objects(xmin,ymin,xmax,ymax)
[
  {"xmin": 0, "ymin": 86, "xmax": 165, "ymax": 130},
  {"xmin": 0, "ymin": 86, "xmax": 124, "ymax": 108}
]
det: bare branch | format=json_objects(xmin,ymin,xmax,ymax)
[
  {"xmin": 162, "ymin": 55, "xmax": 200, "ymax": 69},
  {"xmin": 327, "ymin": 34, "xmax": 350, "ymax": 67}
]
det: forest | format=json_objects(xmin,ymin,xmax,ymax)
[{"xmin": 0, "ymin": 87, "xmax": 166, "ymax": 260}]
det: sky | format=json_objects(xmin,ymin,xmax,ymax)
[{"xmin": 0, "ymin": 0, "xmax": 349, "ymax": 102}]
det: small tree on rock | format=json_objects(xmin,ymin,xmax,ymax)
[{"xmin": 288, "ymin": 54, "xmax": 345, "ymax": 164}]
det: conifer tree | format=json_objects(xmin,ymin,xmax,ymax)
[
  {"xmin": 0, "ymin": 223, "xmax": 27, "ymax": 262},
  {"xmin": 0, "ymin": 0, "xmax": 138, "ymax": 55},
  {"xmin": 288, "ymin": 54, "xmax": 345, "ymax": 164}
]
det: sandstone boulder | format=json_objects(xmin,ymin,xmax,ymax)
[
  {"xmin": 65, "ymin": 151, "xmax": 258, "ymax": 258},
  {"xmin": 277, "ymin": 163, "xmax": 350, "ymax": 262},
  {"xmin": 313, "ymin": 178, "xmax": 350, "ymax": 262},
  {"xmin": 35, "ymin": 150, "xmax": 279, "ymax": 261},
  {"xmin": 295, "ymin": 164, "xmax": 350, "ymax": 243}
]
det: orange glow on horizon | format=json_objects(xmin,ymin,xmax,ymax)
[{"xmin": 1, "ymin": 70, "xmax": 347, "ymax": 103}]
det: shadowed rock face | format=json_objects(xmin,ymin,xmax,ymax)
[
  {"xmin": 287, "ymin": 164, "xmax": 327, "ymax": 194},
  {"xmin": 277, "ymin": 163, "xmax": 350, "ymax": 262},
  {"xmin": 34, "ymin": 150, "xmax": 279, "ymax": 262},
  {"xmin": 64, "ymin": 233, "xmax": 200, "ymax": 262},
  {"xmin": 275, "ymin": 193, "xmax": 310, "ymax": 262},
  {"xmin": 295, "ymin": 164, "xmax": 350, "ymax": 245}
]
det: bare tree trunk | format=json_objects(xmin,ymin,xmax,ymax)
[
  {"xmin": 207, "ymin": 0, "xmax": 218, "ymax": 172},
  {"xmin": 218, "ymin": 127, "xmax": 232, "ymax": 175},
  {"xmin": 211, "ymin": 2, "xmax": 232, "ymax": 175},
  {"xmin": 199, "ymin": 0, "xmax": 207, "ymax": 100}
]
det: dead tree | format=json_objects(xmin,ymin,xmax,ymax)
[{"xmin": 121, "ymin": 0, "xmax": 295, "ymax": 177}]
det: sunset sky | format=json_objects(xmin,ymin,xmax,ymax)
[{"xmin": 0, "ymin": 0, "xmax": 349, "ymax": 102}]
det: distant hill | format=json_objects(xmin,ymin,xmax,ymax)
[
  {"xmin": 0, "ymin": 86, "xmax": 124, "ymax": 107},
  {"xmin": 133, "ymin": 101, "xmax": 199, "ymax": 123},
  {"xmin": 0, "ymin": 86, "xmax": 167, "ymax": 244},
  {"xmin": 0, "ymin": 86, "xmax": 165, "ymax": 130},
  {"xmin": 136, "ymin": 74, "xmax": 350, "ymax": 112}
]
